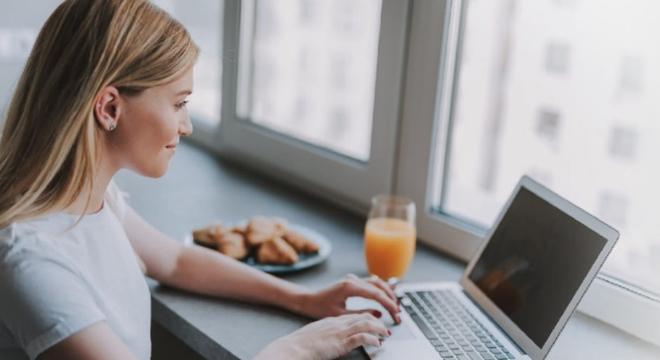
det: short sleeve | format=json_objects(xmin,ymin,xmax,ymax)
[
  {"xmin": 0, "ymin": 253, "xmax": 106, "ymax": 359},
  {"xmin": 105, "ymin": 180, "xmax": 130, "ymax": 222}
]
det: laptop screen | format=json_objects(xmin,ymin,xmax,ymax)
[{"xmin": 467, "ymin": 186, "xmax": 607, "ymax": 348}]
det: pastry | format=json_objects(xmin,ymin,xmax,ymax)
[
  {"xmin": 192, "ymin": 224, "xmax": 223, "ymax": 248},
  {"xmin": 230, "ymin": 224, "xmax": 247, "ymax": 236},
  {"xmin": 193, "ymin": 216, "xmax": 321, "ymax": 266},
  {"xmin": 283, "ymin": 229, "xmax": 319, "ymax": 253},
  {"xmin": 256, "ymin": 237, "xmax": 299, "ymax": 265},
  {"xmin": 246, "ymin": 216, "xmax": 285, "ymax": 247},
  {"xmin": 217, "ymin": 231, "xmax": 248, "ymax": 260}
]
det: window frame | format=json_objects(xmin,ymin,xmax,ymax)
[
  {"xmin": 190, "ymin": 0, "xmax": 411, "ymax": 210},
  {"xmin": 395, "ymin": 0, "xmax": 660, "ymax": 346},
  {"xmin": 184, "ymin": 0, "xmax": 660, "ymax": 346}
]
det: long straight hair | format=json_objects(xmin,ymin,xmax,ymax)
[{"xmin": 0, "ymin": 0, "xmax": 199, "ymax": 228}]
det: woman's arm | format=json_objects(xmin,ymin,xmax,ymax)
[
  {"xmin": 123, "ymin": 206, "xmax": 313, "ymax": 314},
  {"xmin": 123, "ymin": 205, "xmax": 401, "ymax": 320},
  {"xmin": 123, "ymin": 206, "xmax": 402, "ymax": 358},
  {"xmin": 38, "ymin": 322, "xmax": 138, "ymax": 360}
]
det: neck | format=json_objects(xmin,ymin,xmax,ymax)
[{"xmin": 63, "ymin": 152, "xmax": 120, "ymax": 216}]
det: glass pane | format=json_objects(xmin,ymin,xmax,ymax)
[
  {"xmin": 439, "ymin": 0, "xmax": 660, "ymax": 294},
  {"xmin": 154, "ymin": 0, "xmax": 223, "ymax": 126},
  {"xmin": 0, "ymin": 1, "xmax": 61, "ymax": 113},
  {"xmin": 240, "ymin": 0, "xmax": 382, "ymax": 161}
]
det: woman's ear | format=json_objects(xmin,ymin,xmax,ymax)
[{"xmin": 93, "ymin": 86, "xmax": 122, "ymax": 132}]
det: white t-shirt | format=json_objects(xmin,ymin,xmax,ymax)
[{"xmin": 0, "ymin": 181, "xmax": 151, "ymax": 360}]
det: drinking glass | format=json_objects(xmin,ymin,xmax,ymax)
[{"xmin": 364, "ymin": 194, "xmax": 416, "ymax": 280}]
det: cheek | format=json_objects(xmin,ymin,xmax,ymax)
[
  {"xmin": 136, "ymin": 109, "xmax": 178, "ymax": 148},
  {"xmin": 114, "ymin": 109, "xmax": 178, "ymax": 177},
  {"xmin": 155, "ymin": 111, "xmax": 180, "ymax": 144}
]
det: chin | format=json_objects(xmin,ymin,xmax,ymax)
[
  {"xmin": 129, "ymin": 151, "xmax": 172, "ymax": 178},
  {"xmin": 135, "ymin": 162, "xmax": 169, "ymax": 178},
  {"xmin": 151, "ymin": 164, "xmax": 169, "ymax": 178}
]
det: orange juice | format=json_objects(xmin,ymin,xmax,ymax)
[{"xmin": 364, "ymin": 217, "xmax": 416, "ymax": 279}]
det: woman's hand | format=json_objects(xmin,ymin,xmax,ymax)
[
  {"xmin": 254, "ymin": 313, "xmax": 390, "ymax": 360},
  {"xmin": 296, "ymin": 274, "xmax": 401, "ymax": 324}
]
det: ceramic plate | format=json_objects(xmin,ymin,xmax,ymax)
[{"xmin": 184, "ymin": 223, "xmax": 332, "ymax": 274}]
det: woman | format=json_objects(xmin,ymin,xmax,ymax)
[{"xmin": 0, "ymin": 1, "xmax": 401, "ymax": 359}]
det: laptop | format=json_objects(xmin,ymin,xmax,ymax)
[{"xmin": 349, "ymin": 176, "xmax": 619, "ymax": 359}]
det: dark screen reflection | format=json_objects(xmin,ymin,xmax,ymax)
[{"xmin": 469, "ymin": 187, "xmax": 606, "ymax": 348}]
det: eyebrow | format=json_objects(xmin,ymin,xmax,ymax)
[{"xmin": 176, "ymin": 90, "xmax": 192, "ymax": 96}]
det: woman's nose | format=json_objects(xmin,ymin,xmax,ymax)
[{"xmin": 179, "ymin": 116, "xmax": 193, "ymax": 137}]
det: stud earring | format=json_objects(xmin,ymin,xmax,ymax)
[{"xmin": 108, "ymin": 122, "xmax": 116, "ymax": 131}]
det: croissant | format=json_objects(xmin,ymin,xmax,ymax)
[
  {"xmin": 256, "ymin": 237, "xmax": 299, "ymax": 265},
  {"xmin": 217, "ymin": 231, "xmax": 248, "ymax": 260},
  {"xmin": 192, "ymin": 224, "xmax": 223, "ymax": 248},
  {"xmin": 246, "ymin": 216, "xmax": 285, "ymax": 247},
  {"xmin": 283, "ymin": 229, "xmax": 319, "ymax": 253}
]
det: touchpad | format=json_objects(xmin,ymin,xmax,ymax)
[
  {"xmin": 346, "ymin": 297, "xmax": 416, "ymax": 341},
  {"xmin": 388, "ymin": 320, "xmax": 416, "ymax": 341}
]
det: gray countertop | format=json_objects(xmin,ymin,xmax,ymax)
[{"xmin": 116, "ymin": 142, "xmax": 660, "ymax": 360}]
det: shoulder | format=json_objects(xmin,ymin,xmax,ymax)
[
  {"xmin": 0, "ymin": 226, "xmax": 105, "ymax": 359},
  {"xmin": 0, "ymin": 225, "xmax": 72, "ymax": 283},
  {"xmin": 0, "ymin": 222, "xmax": 85, "ymax": 296},
  {"xmin": 0, "ymin": 224, "xmax": 48, "ymax": 265}
]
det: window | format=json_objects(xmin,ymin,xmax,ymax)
[
  {"xmin": 5, "ymin": 0, "xmax": 658, "ymax": 346},
  {"xmin": 535, "ymin": 108, "xmax": 561, "ymax": 149},
  {"xmin": 238, "ymin": 0, "xmax": 381, "ymax": 161},
  {"xmin": 608, "ymin": 126, "xmax": 638, "ymax": 160},
  {"xmin": 544, "ymin": 42, "xmax": 571, "ymax": 74},
  {"xmin": 0, "ymin": 1, "xmax": 223, "ymax": 129},
  {"xmin": 0, "ymin": 29, "xmax": 34, "ymax": 60},
  {"xmin": 0, "ymin": 1, "xmax": 61, "ymax": 113},
  {"xmin": 216, "ymin": 0, "xmax": 409, "ymax": 207},
  {"xmin": 397, "ymin": 0, "xmax": 660, "ymax": 345},
  {"xmin": 440, "ymin": 0, "xmax": 660, "ymax": 294},
  {"xmin": 153, "ymin": 0, "xmax": 223, "ymax": 127}
]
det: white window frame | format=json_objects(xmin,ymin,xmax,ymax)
[
  {"xmin": 184, "ymin": 0, "xmax": 660, "ymax": 346},
  {"xmin": 395, "ymin": 0, "xmax": 660, "ymax": 346},
  {"xmin": 189, "ymin": 0, "xmax": 411, "ymax": 211}
]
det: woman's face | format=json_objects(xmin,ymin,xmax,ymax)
[{"xmin": 111, "ymin": 67, "xmax": 193, "ymax": 178}]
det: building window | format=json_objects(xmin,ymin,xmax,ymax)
[
  {"xmin": 608, "ymin": 126, "xmax": 638, "ymax": 160},
  {"xmin": 544, "ymin": 42, "xmax": 571, "ymax": 74},
  {"xmin": 536, "ymin": 108, "xmax": 561, "ymax": 148}
]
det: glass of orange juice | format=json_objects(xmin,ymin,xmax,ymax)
[{"xmin": 364, "ymin": 195, "xmax": 416, "ymax": 280}]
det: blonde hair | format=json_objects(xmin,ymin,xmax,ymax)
[{"xmin": 0, "ymin": 0, "xmax": 199, "ymax": 228}]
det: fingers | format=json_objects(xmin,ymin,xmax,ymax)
[
  {"xmin": 345, "ymin": 313, "xmax": 390, "ymax": 339},
  {"xmin": 340, "ymin": 278, "xmax": 401, "ymax": 324},
  {"xmin": 336, "ymin": 313, "xmax": 390, "ymax": 349},
  {"xmin": 366, "ymin": 275, "xmax": 398, "ymax": 304},
  {"xmin": 345, "ymin": 333, "xmax": 381, "ymax": 349},
  {"xmin": 343, "ymin": 308, "xmax": 383, "ymax": 319}
]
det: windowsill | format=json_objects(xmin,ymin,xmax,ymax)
[{"xmin": 115, "ymin": 141, "xmax": 660, "ymax": 359}]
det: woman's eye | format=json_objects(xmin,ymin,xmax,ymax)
[{"xmin": 174, "ymin": 100, "xmax": 189, "ymax": 110}]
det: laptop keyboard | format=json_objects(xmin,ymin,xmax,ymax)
[{"xmin": 401, "ymin": 290, "xmax": 516, "ymax": 360}]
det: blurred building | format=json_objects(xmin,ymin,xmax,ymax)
[{"xmin": 446, "ymin": 0, "xmax": 660, "ymax": 290}]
